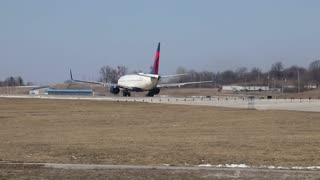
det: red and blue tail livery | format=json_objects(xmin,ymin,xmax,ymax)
[{"xmin": 150, "ymin": 42, "xmax": 160, "ymax": 75}]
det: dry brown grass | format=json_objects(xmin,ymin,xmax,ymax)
[{"xmin": 0, "ymin": 98, "xmax": 319, "ymax": 167}]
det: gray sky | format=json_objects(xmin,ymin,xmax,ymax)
[{"xmin": 1, "ymin": 0, "xmax": 320, "ymax": 84}]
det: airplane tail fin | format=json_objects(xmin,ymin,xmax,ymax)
[{"xmin": 150, "ymin": 42, "xmax": 160, "ymax": 75}]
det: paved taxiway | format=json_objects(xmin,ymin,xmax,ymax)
[
  {"xmin": 1, "ymin": 94, "xmax": 320, "ymax": 112},
  {"xmin": 1, "ymin": 162, "xmax": 320, "ymax": 180}
]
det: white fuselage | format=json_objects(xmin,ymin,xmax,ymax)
[{"xmin": 117, "ymin": 74, "xmax": 159, "ymax": 91}]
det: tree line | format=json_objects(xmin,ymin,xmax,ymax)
[
  {"xmin": 0, "ymin": 76, "xmax": 25, "ymax": 87},
  {"xmin": 3, "ymin": 60, "xmax": 318, "ymax": 90},
  {"xmin": 172, "ymin": 60, "xmax": 320, "ymax": 90},
  {"xmin": 98, "ymin": 60, "xmax": 320, "ymax": 91}
]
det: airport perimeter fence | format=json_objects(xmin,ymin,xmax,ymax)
[{"xmin": 0, "ymin": 86, "xmax": 31, "ymax": 95}]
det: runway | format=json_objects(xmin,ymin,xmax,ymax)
[{"xmin": 1, "ymin": 94, "xmax": 320, "ymax": 112}]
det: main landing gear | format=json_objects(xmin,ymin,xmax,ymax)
[{"xmin": 122, "ymin": 90, "xmax": 131, "ymax": 97}]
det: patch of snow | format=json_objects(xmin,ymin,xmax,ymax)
[
  {"xmin": 305, "ymin": 166, "xmax": 320, "ymax": 170},
  {"xmin": 197, "ymin": 164, "xmax": 320, "ymax": 170},
  {"xmin": 225, "ymin": 164, "xmax": 249, "ymax": 168},
  {"xmin": 198, "ymin": 164, "xmax": 249, "ymax": 168},
  {"xmin": 292, "ymin": 166, "xmax": 320, "ymax": 170}
]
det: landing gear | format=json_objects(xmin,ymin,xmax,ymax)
[
  {"xmin": 122, "ymin": 90, "xmax": 131, "ymax": 97},
  {"xmin": 147, "ymin": 91, "xmax": 154, "ymax": 97},
  {"xmin": 146, "ymin": 88, "xmax": 160, "ymax": 97}
]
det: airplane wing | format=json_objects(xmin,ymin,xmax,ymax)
[
  {"xmin": 69, "ymin": 69, "xmax": 112, "ymax": 87},
  {"xmin": 157, "ymin": 81, "xmax": 213, "ymax": 88}
]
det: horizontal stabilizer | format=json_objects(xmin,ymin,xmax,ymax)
[{"xmin": 160, "ymin": 73, "xmax": 188, "ymax": 78}]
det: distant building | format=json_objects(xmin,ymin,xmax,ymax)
[
  {"xmin": 304, "ymin": 84, "xmax": 318, "ymax": 89},
  {"xmin": 29, "ymin": 86, "xmax": 50, "ymax": 95},
  {"xmin": 29, "ymin": 87, "xmax": 93, "ymax": 96},
  {"xmin": 45, "ymin": 89, "xmax": 93, "ymax": 96}
]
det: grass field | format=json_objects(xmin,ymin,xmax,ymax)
[{"xmin": 0, "ymin": 98, "xmax": 319, "ymax": 167}]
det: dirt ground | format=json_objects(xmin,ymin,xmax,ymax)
[{"xmin": 0, "ymin": 98, "xmax": 319, "ymax": 167}]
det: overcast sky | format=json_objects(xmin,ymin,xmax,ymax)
[{"xmin": 1, "ymin": 0, "xmax": 320, "ymax": 84}]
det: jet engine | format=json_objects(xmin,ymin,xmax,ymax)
[
  {"xmin": 109, "ymin": 86, "xmax": 120, "ymax": 94},
  {"xmin": 147, "ymin": 88, "xmax": 160, "ymax": 97}
]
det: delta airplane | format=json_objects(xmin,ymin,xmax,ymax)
[{"xmin": 70, "ymin": 43, "xmax": 212, "ymax": 96}]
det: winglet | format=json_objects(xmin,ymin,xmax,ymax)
[{"xmin": 70, "ymin": 69, "xmax": 73, "ymax": 80}]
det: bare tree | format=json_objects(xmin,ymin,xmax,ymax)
[
  {"xmin": 15, "ymin": 76, "xmax": 24, "ymax": 86},
  {"xmin": 236, "ymin": 67, "xmax": 247, "ymax": 76},
  {"xmin": 221, "ymin": 70, "xmax": 237, "ymax": 84},
  {"xmin": 0, "ymin": 76, "xmax": 25, "ymax": 87},
  {"xmin": 270, "ymin": 62, "xmax": 284, "ymax": 79},
  {"xmin": 235, "ymin": 67, "xmax": 247, "ymax": 83},
  {"xmin": 199, "ymin": 71, "xmax": 215, "ymax": 81},
  {"xmin": 308, "ymin": 60, "xmax": 320, "ymax": 86},
  {"xmin": 99, "ymin": 66, "xmax": 118, "ymax": 83},
  {"xmin": 4, "ymin": 77, "xmax": 17, "ymax": 86},
  {"xmin": 116, "ymin": 65, "xmax": 128, "ymax": 79},
  {"xmin": 248, "ymin": 67, "xmax": 263, "ymax": 83},
  {"xmin": 99, "ymin": 65, "xmax": 128, "ymax": 84}
]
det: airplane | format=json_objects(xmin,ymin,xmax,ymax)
[{"xmin": 69, "ymin": 42, "xmax": 213, "ymax": 97}]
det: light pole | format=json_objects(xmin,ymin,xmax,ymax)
[{"xmin": 297, "ymin": 69, "xmax": 300, "ymax": 93}]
